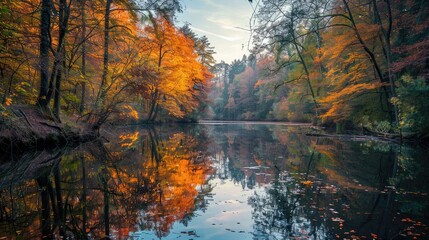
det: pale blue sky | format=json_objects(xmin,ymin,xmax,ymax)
[{"xmin": 176, "ymin": 0, "xmax": 254, "ymax": 63}]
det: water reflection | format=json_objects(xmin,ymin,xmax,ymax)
[{"xmin": 0, "ymin": 123, "xmax": 428, "ymax": 239}]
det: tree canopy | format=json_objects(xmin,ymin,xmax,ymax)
[
  {"xmin": 0, "ymin": 0, "xmax": 214, "ymax": 124},
  {"xmin": 206, "ymin": 0, "xmax": 428, "ymax": 137}
]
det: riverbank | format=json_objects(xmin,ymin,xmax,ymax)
[{"xmin": 0, "ymin": 105, "xmax": 98, "ymax": 153}]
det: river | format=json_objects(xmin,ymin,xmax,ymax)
[{"xmin": 1, "ymin": 122, "xmax": 428, "ymax": 239}]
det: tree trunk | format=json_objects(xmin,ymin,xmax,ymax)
[
  {"xmin": 80, "ymin": 82, "xmax": 86, "ymax": 114},
  {"xmin": 151, "ymin": 103, "xmax": 160, "ymax": 122},
  {"xmin": 95, "ymin": 0, "xmax": 113, "ymax": 109},
  {"xmin": 343, "ymin": 0, "xmax": 398, "ymax": 126},
  {"xmin": 53, "ymin": 54, "xmax": 64, "ymax": 120},
  {"xmin": 37, "ymin": 0, "xmax": 51, "ymax": 108},
  {"xmin": 147, "ymin": 89, "xmax": 158, "ymax": 121},
  {"xmin": 47, "ymin": 0, "xmax": 68, "ymax": 105},
  {"xmin": 53, "ymin": 162, "xmax": 65, "ymax": 237},
  {"xmin": 371, "ymin": 0, "xmax": 399, "ymax": 127},
  {"xmin": 290, "ymin": 12, "xmax": 319, "ymax": 118},
  {"xmin": 81, "ymin": 152, "xmax": 88, "ymax": 235},
  {"xmin": 384, "ymin": 0, "xmax": 399, "ymax": 128},
  {"xmin": 1, "ymin": 67, "xmax": 6, "ymax": 104},
  {"xmin": 52, "ymin": 0, "xmax": 70, "ymax": 121},
  {"xmin": 102, "ymin": 169, "xmax": 110, "ymax": 238},
  {"xmin": 79, "ymin": 0, "xmax": 87, "ymax": 115},
  {"xmin": 37, "ymin": 176, "xmax": 53, "ymax": 238}
]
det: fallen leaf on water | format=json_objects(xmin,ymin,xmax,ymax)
[{"xmin": 301, "ymin": 180, "xmax": 312, "ymax": 186}]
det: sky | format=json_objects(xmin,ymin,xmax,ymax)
[{"xmin": 176, "ymin": 0, "xmax": 255, "ymax": 64}]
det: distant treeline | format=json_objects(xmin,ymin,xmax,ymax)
[{"xmin": 208, "ymin": 0, "xmax": 429, "ymax": 138}]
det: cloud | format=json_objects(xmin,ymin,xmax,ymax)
[
  {"xmin": 176, "ymin": 0, "xmax": 254, "ymax": 62},
  {"xmin": 200, "ymin": 0, "xmax": 224, "ymax": 9},
  {"xmin": 189, "ymin": 26, "xmax": 240, "ymax": 42},
  {"xmin": 203, "ymin": 6, "xmax": 252, "ymax": 34},
  {"xmin": 206, "ymin": 17, "xmax": 235, "ymax": 30}
]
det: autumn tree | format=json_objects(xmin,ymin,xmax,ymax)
[
  {"xmin": 179, "ymin": 25, "xmax": 216, "ymax": 121},
  {"xmin": 248, "ymin": 0, "xmax": 429, "ymax": 136},
  {"xmin": 0, "ymin": 0, "xmax": 219, "ymax": 127},
  {"xmin": 130, "ymin": 16, "xmax": 212, "ymax": 122},
  {"xmin": 251, "ymin": 0, "xmax": 332, "ymax": 119},
  {"xmin": 0, "ymin": 2, "xmax": 37, "ymax": 106},
  {"xmin": 208, "ymin": 54, "xmax": 307, "ymax": 121},
  {"xmin": 94, "ymin": 0, "xmax": 138, "ymax": 110},
  {"xmin": 317, "ymin": 0, "xmax": 398, "ymax": 126},
  {"xmin": 195, "ymin": 35, "xmax": 216, "ymax": 70},
  {"xmin": 315, "ymin": 0, "xmax": 427, "ymax": 131}
]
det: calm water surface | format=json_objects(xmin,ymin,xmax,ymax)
[{"xmin": 0, "ymin": 123, "xmax": 428, "ymax": 239}]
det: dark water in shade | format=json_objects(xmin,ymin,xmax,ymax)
[{"xmin": 1, "ymin": 123, "xmax": 428, "ymax": 239}]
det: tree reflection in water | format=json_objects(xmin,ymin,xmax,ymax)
[
  {"xmin": 0, "ymin": 124, "xmax": 428, "ymax": 239},
  {"xmin": 247, "ymin": 135, "xmax": 429, "ymax": 239},
  {"xmin": 205, "ymin": 124, "xmax": 429, "ymax": 239},
  {"xmin": 0, "ymin": 125, "xmax": 213, "ymax": 239}
]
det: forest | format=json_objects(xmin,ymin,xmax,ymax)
[
  {"xmin": 1, "ymin": 1, "xmax": 429, "ymax": 239},
  {"xmin": 209, "ymin": 0, "xmax": 429, "ymax": 139},
  {"xmin": 0, "ymin": 0, "xmax": 428, "ymax": 139},
  {"xmin": 0, "ymin": 0, "xmax": 213, "ymax": 128}
]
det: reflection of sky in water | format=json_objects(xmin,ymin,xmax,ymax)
[
  {"xmin": 127, "ymin": 124, "xmax": 429, "ymax": 239},
  {"xmin": 2, "ymin": 124, "xmax": 429, "ymax": 239},
  {"xmin": 131, "ymin": 178, "xmax": 264, "ymax": 240}
]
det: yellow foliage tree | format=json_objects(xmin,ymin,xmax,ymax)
[
  {"xmin": 318, "ymin": 3, "xmax": 387, "ymax": 123},
  {"xmin": 137, "ymin": 16, "xmax": 212, "ymax": 121}
]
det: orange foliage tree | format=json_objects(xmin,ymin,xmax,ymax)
[
  {"xmin": 0, "ymin": 0, "xmax": 215, "ymax": 124},
  {"xmin": 318, "ymin": 13, "xmax": 386, "ymax": 122},
  {"xmin": 132, "ymin": 16, "xmax": 212, "ymax": 122}
]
